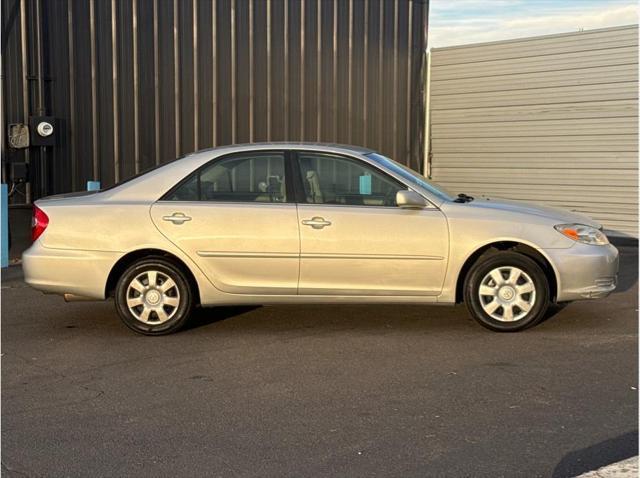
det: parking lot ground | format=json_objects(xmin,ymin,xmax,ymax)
[{"xmin": 1, "ymin": 247, "xmax": 637, "ymax": 478}]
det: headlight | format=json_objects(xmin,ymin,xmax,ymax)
[{"xmin": 554, "ymin": 224, "xmax": 609, "ymax": 245}]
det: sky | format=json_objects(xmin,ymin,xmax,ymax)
[{"xmin": 428, "ymin": 0, "xmax": 638, "ymax": 48}]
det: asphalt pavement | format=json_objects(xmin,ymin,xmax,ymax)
[{"xmin": 2, "ymin": 247, "xmax": 638, "ymax": 477}]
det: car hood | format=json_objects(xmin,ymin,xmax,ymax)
[{"xmin": 462, "ymin": 197, "xmax": 601, "ymax": 228}]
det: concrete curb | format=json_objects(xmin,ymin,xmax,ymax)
[{"xmin": 576, "ymin": 456, "xmax": 638, "ymax": 477}]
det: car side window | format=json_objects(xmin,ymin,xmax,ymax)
[
  {"xmin": 166, "ymin": 153, "xmax": 287, "ymax": 203},
  {"xmin": 296, "ymin": 152, "xmax": 404, "ymax": 207}
]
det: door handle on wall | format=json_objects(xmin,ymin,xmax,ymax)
[
  {"xmin": 301, "ymin": 217, "xmax": 332, "ymax": 229},
  {"xmin": 162, "ymin": 212, "xmax": 192, "ymax": 225}
]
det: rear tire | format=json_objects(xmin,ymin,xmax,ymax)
[
  {"xmin": 464, "ymin": 251, "xmax": 550, "ymax": 332},
  {"xmin": 115, "ymin": 257, "xmax": 193, "ymax": 335}
]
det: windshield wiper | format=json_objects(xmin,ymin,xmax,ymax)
[{"xmin": 454, "ymin": 193, "xmax": 474, "ymax": 203}]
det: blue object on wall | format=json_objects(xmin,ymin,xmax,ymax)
[
  {"xmin": 1, "ymin": 184, "xmax": 8, "ymax": 268},
  {"xmin": 87, "ymin": 181, "xmax": 101, "ymax": 191},
  {"xmin": 359, "ymin": 175, "xmax": 372, "ymax": 195}
]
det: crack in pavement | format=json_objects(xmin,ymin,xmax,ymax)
[
  {"xmin": 1, "ymin": 460, "xmax": 42, "ymax": 478},
  {"xmin": 3, "ymin": 352, "xmax": 106, "ymax": 416}
]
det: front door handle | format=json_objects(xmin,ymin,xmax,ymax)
[
  {"xmin": 162, "ymin": 212, "xmax": 192, "ymax": 225},
  {"xmin": 301, "ymin": 217, "xmax": 332, "ymax": 229}
]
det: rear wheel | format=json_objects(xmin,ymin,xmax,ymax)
[
  {"xmin": 464, "ymin": 251, "xmax": 550, "ymax": 332},
  {"xmin": 115, "ymin": 257, "xmax": 193, "ymax": 335}
]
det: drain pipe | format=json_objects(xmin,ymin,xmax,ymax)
[
  {"xmin": 1, "ymin": 184, "xmax": 8, "ymax": 268},
  {"xmin": 423, "ymin": 49, "xmax": 432, "ymax": 178},
  {"xmin": 34, "ymin": 0, "xmax": 48, "ymax": 197},
  {"xmin": 19, "ymin": 0, "xmax": 31, "ymax": 203}
]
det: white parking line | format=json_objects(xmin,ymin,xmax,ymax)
[{"xmin": 576, "ymin": 456, "xmax": 638, "ymax": 477}]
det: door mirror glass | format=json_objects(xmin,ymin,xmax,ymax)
[{"xmin": 396, "ymin": 190, "xmax": 428, "ymax": 209}]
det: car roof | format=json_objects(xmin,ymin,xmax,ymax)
[{"xmin": 185, "ymin": 142, "xmax": 376, "ymax": 156}]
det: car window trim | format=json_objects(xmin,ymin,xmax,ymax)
[
  {"xmin": 283, "ymin": 150, "xmax": 298, "ymax": 203},
  {"xmin": 160, "ymin": 200, "xmax": 297, "ymax": 207},
  {"xmin": 296, "ymin": 202, "xmax": 435, "ymax": 211},
  {"xmin": 290, "ymin": 151, "xmax": 308, "ymax": 204},
  {"xmin": 158, "ymin": 150, "xmax": 292, "ymax": 204}
]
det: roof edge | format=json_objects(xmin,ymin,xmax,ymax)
[
  {"xmin": 185, "ymin": 142, "xmax": 376, "ymax": 156},
  {"xmin": 429, "ymin": 24, "xmax": 639, "ymax": 53}
]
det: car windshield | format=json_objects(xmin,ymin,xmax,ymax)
[{"xmin": 366, "ymin": 152, "xmax": 454, "ymax": 202}]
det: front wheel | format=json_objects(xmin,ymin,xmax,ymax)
[
  {"xmin": 464, "ymin": 251, "xmax": 550, "ymax": 332},
  {"xmin": 115, "ymin": 257, "xmax": 194, "ymax": 335}
]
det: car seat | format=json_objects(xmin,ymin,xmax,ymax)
[{"xmin": 305, "ymin": 170, "xmax": 324, "ymax": 203}]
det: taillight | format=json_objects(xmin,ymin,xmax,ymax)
[{"xmin": 32, "ymin": 205, "xmax": 49, "ymax": 242}]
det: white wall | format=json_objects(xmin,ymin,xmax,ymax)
[{"xmin": 428, "ymin": 25, "xmax": 638, "ymax": 238}]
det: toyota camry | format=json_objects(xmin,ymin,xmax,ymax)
[{"xmin": 22, "ymin": 143, "xmax": 619, "ymax": 335}]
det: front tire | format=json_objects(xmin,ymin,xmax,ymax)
[
  {"xmin": 464, "ymin": 251, "xmax": 550, "ymax": 332},
  {"xmin": 115, "ymin": 257, "xmax": 194, "ymax": 335}
]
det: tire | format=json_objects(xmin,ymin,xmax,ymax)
[
  {"xmin": 464, "ymin": 251, "xmax": 550, "ymax": 332},
  {"xmin": 115, "ymin": 256, "xmax": 194, "ymax": 335}
]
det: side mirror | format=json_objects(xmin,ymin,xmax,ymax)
[{"xmin": 396, "ymin": 190, "xmax": 428, "ymax": 209}]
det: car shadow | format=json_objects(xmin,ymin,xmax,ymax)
[
  {"xmin": 539, "ymin": 302, "xmax": 569, "ymax": 324},
  {"xmin": 183, "ymin": 305, "xmax": 262, "ymax": 331},
  {"xmin": 614, "ymin": 246, "xmax": 638, "ymax": 294},
  {"xmin": 551, "ymin": 431, "xmax": 638, "ymax": 477}
]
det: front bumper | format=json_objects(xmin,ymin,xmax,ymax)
[
  {"xmin": 543, "ymin": 242, "xmax": 619, "ymax": 302},
  {"xmin": 22, "ymin": 241, "xmax": 120, "ymax": 299}
]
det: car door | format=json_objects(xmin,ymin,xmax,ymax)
[
  {"xmin": 294, "ymin": 151, "xmax": 448, "ymax": 296},
  {"xmin": 150, "ymin": 151, "xmax": 300, "ymax": 295}
]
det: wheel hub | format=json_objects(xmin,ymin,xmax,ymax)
[
  {"xmin": 499, "ymin": 286, "xmax": 515, "ymax": 301},
  {"xmin": 145, "ymin": 289, "xmax": 161, "ymax": 306}
]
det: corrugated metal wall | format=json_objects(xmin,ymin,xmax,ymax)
[
  {"xmin": 428, "ymin": 25, "xmax": 639, "ymax": 238},
  {"xmin": 1, "ymin": 0, "xmax": 429, "ymax": 203}
]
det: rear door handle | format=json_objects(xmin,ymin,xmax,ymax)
[
  {"xmin": 162, "ymin": 212, "xmax": 192, "ymax": 225},
  {"xmin": 301, "ymin": 217, "xmax": 332, "ymax": 229}
]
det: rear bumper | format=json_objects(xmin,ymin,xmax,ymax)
[
  {"xmin": 544, "ymin": 243, "xmax": 619, "ymax": 302},
  {"xmin": 22, "ymin": 242, "xmax": 119, "ymax": 299}
]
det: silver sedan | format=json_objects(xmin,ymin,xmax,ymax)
[{"xmin": 23, "ymin": 143, "xmax": 619, "ymax": 335}]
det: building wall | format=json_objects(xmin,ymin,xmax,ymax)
[
  {"xmin": 1, "ymin": 0, "xmax": 429, "ymax": 203},
  {"xmin": 428, "ymin": 25, "xmax": 639, "ymax": 238}
]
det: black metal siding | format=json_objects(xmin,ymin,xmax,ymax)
[{"xmin": 2, "ymin": 0, "xmax": 429, "ymax": 203}]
